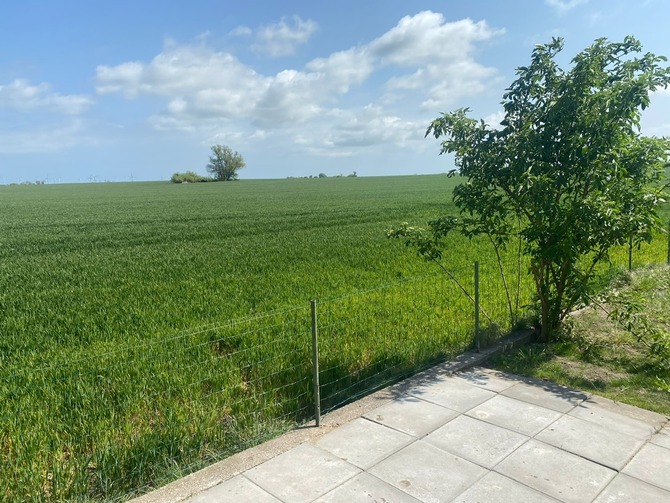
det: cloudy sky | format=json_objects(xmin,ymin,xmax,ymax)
[{"xmin": 2, "ymin": 0, "xmax": 670, "ymax": 184}]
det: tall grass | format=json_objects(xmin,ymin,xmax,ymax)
[{"xmin": 0, "ymin": 175, "xmax": 667, "ymax": 500}]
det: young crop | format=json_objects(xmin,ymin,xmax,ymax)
[{"xmin": 0, "ymin": 176, "xmax": 666, "ymax": 500}]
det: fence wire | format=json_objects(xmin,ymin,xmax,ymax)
[
  {"xmin": 2, "ymin": 236, "xmax": 668, "ymax": 501},
  {"xmin": 316, "ymin": 266, "xmax": 475, "ymax": 413},
  {"xmin": 1, "ymin": 306, "xmax": 313, "ymax": 501}
]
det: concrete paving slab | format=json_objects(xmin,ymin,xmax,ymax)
[
  {"xmin": 406, "ymin": 374, "xmax": 497, "ymax": 412},
  {"xmin": 184, "ymin": 475, "xmax": 280, "ymax": 503},
  {"xmin": 131, "ymin": 360, "xmax": 669, "ymax": 503},
  {"xmin": 452, "ymin": 471, "xmax": 560, "ymax": 503},
  {"xmin": 535, "ymin": 414, "xmax": 645, "ymax": 470},
  {"xmin": 501, "ymin": 380, "xmax": 588, "ymax": 413},
  {"xmin": 569, "ymin": 396, "xmax": 664, "ymax": 439},
  {"xmin": 129, "ymin": 381, "xmax": 404, "ymax": 503},
  {"xmin": 594, "ymin": 473, "xmax": 670, "ymax": 503},
  {"xmin": 424, "ymin": 414, "xmax": 529, "ymax": 468},
  {"xmin": 454, "ymin": 367, "xmax": 521, "ymax": 393},
  {"xmin": 313, "ymin": 472, "xmax": 422, "ymax": 503},
  {"xmin": 650, "ymin": 424, "xmax": 670, "ymax": 449},
  {"xmin": 388, "ymin": 331, "xmax": 532, "ymax": 397},
  {"xmin": 369, "ymin": 440, "xmax": 487, "ymax": 503},
  {"xmin": 495, "ymin": 439, "xmax": 616, "ymax": 503},
  {"xmin": 363, "ymin": 394, "xmax": 459, "ymax": 438},
  {"xmin": 622, "ymin": 442, "xmax": 670, "ymax": 492},
  {"xmin": 315, "ymin": 417, "xmax": 413, "ymax": 469},
  {"xmin": 244, "ymin": 443, "xmax": 360, "ymax": 503},
  {"xmin": 466, "ymin": 394, "xmax": 562, "ymax": 436}
]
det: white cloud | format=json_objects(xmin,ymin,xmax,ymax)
[
  {"xmin": 148, "ymin": 115, "xmax": 196, "ymax": 132},
  {"xmin": 250, "ymin": 129, "xmax": 268, "ymax": 139},
  {"xmin": 96, "ymin": 41, "xmax": 369, "ymax": 129},
  {"xmin": 97, "ymin": 45, "xmax": 268, "ymax": 116},
  {"xmin": 483, "ymin": 110, "xmax": 505, "ymax": 129},
  {"xmin": 96, "ymin": 62, "xmax": 145, "ymax": 96},
  {"xmin": 252, "ymin": 16, "xmax": 318, "ymax": 57},
  {"xmin": 371, "ymin": 14, "xmax": 501, "ymax": 66},
  {"xmin": 373, "ymin": 12, "xmax": 504, "ymax": 109},
  {"xmin": 229, "ymin": 25, "xmax": 252, "ymax": 37},
  {"xmin": 326, "ymin": 104, "xmax": 422, "ymax": 148},
  {"xmin": 546, "ymin": 0, "xmax": 589, "ymax": 14},
  {"xmin": 95, "ymin": 12, "xmax": 503, "ymax": 155},
  {"xmin": 0, "ymin": 79, "xmax": 92, "ymax": 114},
  {"xmin": 306, "ymin": 47, "xmax": 374, "ymax": 94},
  {"xmin": 252, "ymin": 69, "xmax": 323, "ymax": 126},
  {"xmin": 0, "ymin": 119, "xmax": 92, "ymax": 154},
  {"xmin": 282, "ymin": 104, "xmax": 423, "ymax": 160},
  {"xmin": 414, "ymin": 60, "xmax": 500, "ymax": 110}
]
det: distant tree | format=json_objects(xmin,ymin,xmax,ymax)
[
  {"xmin": 391, "ymin": 37, "xmax": 670, "ymax": 342},
  {"xmin": 318, "ymin": 173, "xmax": 328, "ymax": 178},
  {"xmin": 206, "ymin": 145, "xmax": 245, "ymax": 181}
]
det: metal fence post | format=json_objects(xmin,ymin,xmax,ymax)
[
  {"xmin": 474, "ymin": 261, "xmax": 480, "ymax": 353},
  {"xmin": 310, "ymin": 299, "xmax": 321, "ymax": 427}
]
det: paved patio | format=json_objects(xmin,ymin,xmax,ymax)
[{"xmin": 136, "ymin": 365, "xmax": 670, "ymax": 503}]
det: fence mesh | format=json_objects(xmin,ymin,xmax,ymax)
[
  {"xmin": 477, "ymin": 251, "xmax": 536, "ymax": 340},
  {"xmin": 2, "ymin": 307, "xmax": 312, "ymax": 500},
  {"xmin": 2, "ymin": 234, "xmax": 668, "ymax": 500},
  {"xmin": 317, "ymin": 267, "xmax": 475, "ymax": 413}
]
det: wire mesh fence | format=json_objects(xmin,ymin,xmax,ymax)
[
  {"xmin": 2, "ymin": 236, "xmax": 669, "ymax": 500},
  {"xmin": 476, "ymin": 252, "xmax": 535, "ymax": 341},
  {"xmin": 316, "ymin": 268, "xmax": 475, "ymax": 414},
  {"xmin": 2, "ymin": 307, "xmax": 313, "ymax": 500},
  {"xmin": 608, "ymin": 225, "xmax": 670, "ymax": 272}
]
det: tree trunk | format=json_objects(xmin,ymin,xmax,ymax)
[
  {"xmin": 531, "ymin": 260, "xmax": 551, "ymax": 342},
  {"xmin": 538, "ymin": 293, "xmax": 550, "ymax": 342}
]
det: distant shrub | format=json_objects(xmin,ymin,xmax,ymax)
[{"xmin": 170, "ymin": 171, "xmax": 214, "ymax": 184}]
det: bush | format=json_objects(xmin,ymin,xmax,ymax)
[{"xmin": 170, "ymin": 171, "xmax": 214, "ymax": 184}]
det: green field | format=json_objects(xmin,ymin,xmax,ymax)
[{"xmin": 1, "ymin": 175, "xmax": 667, "ymax": 501}]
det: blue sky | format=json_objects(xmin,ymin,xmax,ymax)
[{"xmin": 2, "ymin": 0, "xmax": 670, "ymax": 184}]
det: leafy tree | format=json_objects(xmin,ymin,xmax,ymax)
[
  {"xmin": 206, "ymin": 145, "xmax": 245, "ymax": 181},
  {"xmin": 392, "ymin": 37, "xmax": 670, "ymax": 341}
]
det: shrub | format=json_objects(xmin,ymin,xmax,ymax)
[{"xmin": 170, "ymin": 171, "xmax": 214, "ymax": 184}]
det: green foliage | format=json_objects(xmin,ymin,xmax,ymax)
[
  {"xmin": 598, "ymin": 267, "xmax": 670, "ymax": 364},
  {"xmin": 170, "ymin": 171, "xmax": 213, "ymax": 183},
  {"xmin": 206, "ymin": 144, "xmax": 245, "ymax": 181},
  {"xmin": 424, "ymin": 37, "xmax": 670, "ymax": 340}
]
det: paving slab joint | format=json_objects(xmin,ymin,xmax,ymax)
[
  {"xmin": 437, "ymin": 328, "xmax": 534, "ymax": 374},
  {"xmin": 130, "ymin": 329, "xmax": 535, "ymax": 503}
]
